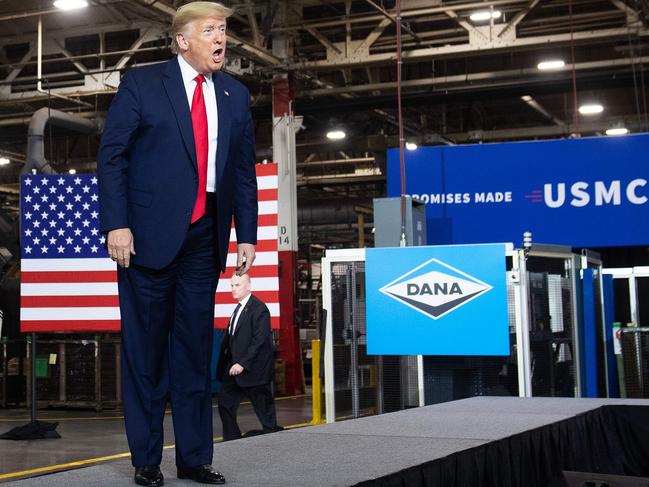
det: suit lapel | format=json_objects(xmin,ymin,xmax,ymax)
[
  {"xmin": 213, "ymin": 71, "xmax": 231, "ymax": 187},
  {"xmin": 162, "ymin": 57, "xmax": 197, "ymax": 172},
  {"xmin": 232, "ymin": 296, "xmax": 252, "ymax": 339}
]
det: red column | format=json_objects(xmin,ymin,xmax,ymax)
[{"xmin": 273, "ymin": 73, "xmax": 303, "ymax": 395}]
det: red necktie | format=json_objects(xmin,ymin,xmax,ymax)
[{"xmin": 190, "ymin": 73, "xmax": 208, "ymax": 223}]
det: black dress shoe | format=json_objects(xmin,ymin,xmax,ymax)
[
  {"xmin": 177, "ymin": 464, "xmax": 226, "ymax": 484},
  {"xmin": 134, "ymin": 465, "xmax": 164, "ymax": 486}
]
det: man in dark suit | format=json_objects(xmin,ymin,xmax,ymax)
[
  {"xmin": 97, "ymin": 2, "xmax": 257, "ymax": 485},
  {"xmin": 217, "ymin": 273, "xmax": 279, "ymax": 441}
]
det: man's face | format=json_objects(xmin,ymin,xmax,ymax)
[
  {"xmin": 231, "ymin": 275, "xmax": 251, "ymax": 301},
  {"xmin": 177, "ymin": 15, "xmax": 227, "ymax": 74}
]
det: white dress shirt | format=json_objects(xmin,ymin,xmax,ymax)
[
  {"xmin": 230, "ymin": 293, "xmax": 251, "ymax": 336},
  {"xmin": 177, "ymin": 54, "xmax": 218, "ymax": 193}
]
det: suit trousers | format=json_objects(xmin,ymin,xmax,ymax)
[
  {"xmin": 118, "ymin": 212, "xmax": 218, "ymax": 468},
  {"xmin": 218, "ymin": 379, "xmax": 278, "ymax": 441}
]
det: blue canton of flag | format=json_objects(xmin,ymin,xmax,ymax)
[{"xmin": 21, "ymin": 174, "xmax": 108, "ymax": 258}]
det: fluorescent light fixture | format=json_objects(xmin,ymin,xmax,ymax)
[
  {"xmin": 470, "ymin": 10, "xmax": 501, "ymax": 21},
  {"xmin": 578, "ymin": 104, "xmax": 604, "ymax": 115},
  {"xmin": 0, "ymin": 157, "xmax": 10, "ymax": 166},
  {"xmin": 326, "ymin": 130, "xmax": 346, "ymax": 140},
  {"xmin": 406, "ymin": 142, "xmax": 418, "ymax": 151},
  {"xmin": 537, "ymin": 60, "xmax": 565, "ymax": 70},
  {"xmin": 53, "ymin": 0, "xmax": 88, "ymax": 10},
  {"xmin": 605, "ymin": 127, "xmax": 628, "ymax": 136},
  {"xmin": 68, "ymin": 169, "xmax": 77, "ymax": 174}
]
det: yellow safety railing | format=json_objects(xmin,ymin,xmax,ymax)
[{"xmin": 311, "ymin": 339, "xmax": 325, "ymax": 425}]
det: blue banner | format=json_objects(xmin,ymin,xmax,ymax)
[
  {"xmin": 365, "ymin": 244, "xmax": 509, "ymax": 356},
  {"xmin": 387, "ymin": 134, "xmax": 649, "ymax": 247}
]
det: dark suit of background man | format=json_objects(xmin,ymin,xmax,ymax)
[
  {"xmin": 97, "ymin": 2, "xmax": 258, "ymax": 485},
  {"xmin": 217, "ymin": 273, "xmax": 279, "ymax": 441}
]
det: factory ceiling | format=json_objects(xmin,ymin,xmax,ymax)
[{"xmin": 0, "ymin": 0, "xmax": 647, "ymax": 246}]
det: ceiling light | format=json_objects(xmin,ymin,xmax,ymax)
[
  {"xmin": 537, "ymin": 60, "xmax": 565, "ymax": 70},
  {"xmin": 0, "ymin": 157, "xmax": 10, "ymax": 166},
  {"xmin": 470, "ymin": 10, "xmax": 501, "ymax": 22},
  {"xmin": 68, "ymin": 169, "xmax": 77, "ymax": 174},
  {"xmin": 326, "ymin": 130, "xmax": 346, "ymax": 140},
  {"xmin": 578, "ymin": 104, "xmax": 604, "ymax": 115},
  {"xmin": 406, "ymin": 142, "xmax": 418, "ymax": 151},
  {"xmin": 53, "ymin": 0, "xmax": 88, "ymax": 10},
  {"xmin": 605, "ymin": 127, "xmax": 629, "ymax": 136}
]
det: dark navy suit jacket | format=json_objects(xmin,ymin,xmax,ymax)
[
  {"xmin": 217, "ymin": 294, "xmax": 273, "ymax": 388},
  {"xmin": 97, "ymin": 57, "xmax": 257, "ymax": 270}
]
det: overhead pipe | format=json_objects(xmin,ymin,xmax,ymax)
[
  {"xmin": 298, "ymin": 203, "xmax": 373, "ymax": 226},
  {"xmin": 298, "ymin": 157, "xmax": 374, "ymax": 167},
  {"xmin": 23, "ymin": 107, "xmax": 100, "ymax": 175},
  {"xmin": 0, "ymin": 111, "xmax": 100, "ymax": 128}
]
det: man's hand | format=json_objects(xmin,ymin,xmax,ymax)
[
  {"xmin": 107, "ymin": 228, "xmax": 136, "ymax": 268},
  {"xmin": 228, "ymin": 363, "xmax": 244, "ymax": 376},
  {"xmin": 236, "ymin": 243, "xmax": 255, "ymax": 275}
]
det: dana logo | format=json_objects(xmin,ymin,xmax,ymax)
[
  {"xmin": 380, "ymin": 258, "xmax": 492, "ymax": 319},
  {"xmin": 407, "ymin": 282, "xmax": 462, "ymax": 296}
]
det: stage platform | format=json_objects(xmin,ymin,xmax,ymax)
[{"xmin": 7, "ymin": 397, "xmax": 649, "ymax": 486}]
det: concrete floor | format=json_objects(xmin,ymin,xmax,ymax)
[{"xmin": 0, "ymin": 394, "xmax": 312, "ymax": 482}]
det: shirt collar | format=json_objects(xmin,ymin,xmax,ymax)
[
  {"xmin": 238, "ymin": 293, "xmax": 252, "ymax": 309},
  {"xmin": 177, "ymin": 54, "xmax": 213, "ymax": 85}
]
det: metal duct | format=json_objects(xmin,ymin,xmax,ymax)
[
  {"xmin": 298, "ymin": 203, "xmax": 373, "ymax": 226},
  {"xmin": 23, "ymin": 107, "xmax": 100, "ymax": 175}
]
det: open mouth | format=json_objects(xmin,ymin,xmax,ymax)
[{"xmin": 212, "ymin": 48, "xmax": 224, "ymax": 61}]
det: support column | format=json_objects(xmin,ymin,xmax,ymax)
[{"xmin": 272, "ymin": 20, "xmax": 303, "ymax": 395}]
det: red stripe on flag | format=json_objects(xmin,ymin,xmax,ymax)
[
  {"xmin": 21, "ymin": 271, "xmax": 117, "ymax": 283},
  {"xmin": 258, "ymin": 214, "xmax": 277, "ymax": 226},
  {"xmin": 258, "ymin": 189, "xmax": 278, "ymax": 201},
  {"xmin": 214, "ymin": 316, "xmax": 280, "ymax": 330},
  {"xmin": 21, "ymin": 296, "xmax": 120, "ymax": 307},
  {"xmin": 220, "ymin": 265, "xmax": 279, "ymax": 278},
  {"xmin": 255, "ymin": 164, "xmax": 278, "ymax": 177},
  {"xmin": 215, "ymin": 291, "xmax": 279, "ymax": 303},
  {"xmin": 21, "ymin": 320, "xmax": 122, "ymax": 332},
  {"xmin": 227, "ymin": 239, "xmax": 277, "ymax": 253}
]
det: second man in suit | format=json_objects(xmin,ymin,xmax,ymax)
[{"xmin": 217, "ymin": 273, "xmax": 279, "ymax": 441}]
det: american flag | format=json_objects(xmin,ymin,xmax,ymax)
[
  {"xmin": 20, "ymin": 164, "xmax": 280, "ymax": 332},
  {"xmin": 216, "ymin": 163, "xmax": 280, "ymax": 329}
]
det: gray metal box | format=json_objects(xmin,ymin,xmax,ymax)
[{"xmin": 373, "ymin": 196, "xmax": 427, "ymax": 248}]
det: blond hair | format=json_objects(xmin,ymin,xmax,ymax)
[{"xmin": 171, "ymin": 2, "xmax": 233, "ymax": 54}]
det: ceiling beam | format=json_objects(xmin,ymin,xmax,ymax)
[
  {"xmin": 243, "ymin": 0, "xmax": 263, "ymax": 46},
  {"xmin": 274, "ymin": 0, "xmax": 531, "ymax": 32},
  {"xmin": 300, "ymin": 55, "xmax": 649, "ymax": 96},
  {"xmin": 448, "ymin": 117, "xmax": 648, "ymax": 141},
  {"xmin": 287, "ymin": 26, "xmax": 649, "ymax": 70},
  {"xmin": 362, "ymin": 0, "xmax": 423, "ymax": 43},
  {"xmin": 609, "ymin": 0, "xmax": 643, "ymax": 25},
  {"xmin": 445, "ymin": 9, "xmax": 489, "ymax": 42},
  {"xmin": 3, "ymin": 46, "xmax": 34, "ymax": 83},
  {"xmin": 353, "ymin": 18, "xmax": 392, "ymax": 55},
  {"xmin": 54, "ymin": 41, "xmax": 100, "ymax": 82},
  {"xmin": 305, "ymin": 27, "xmax": 342, "ymax": 54},
  {"xmin": 498, "ymin": 0, "xmax": 543, "ymax": 37}
]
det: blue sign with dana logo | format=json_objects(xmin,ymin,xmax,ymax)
[
  {"xmin": 387, "ymin": 134, "xmax": 649, "ymax": 247},
  {"xmin": 365, "ymin": 244, "xmax": 509, "ymax": 355}
]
